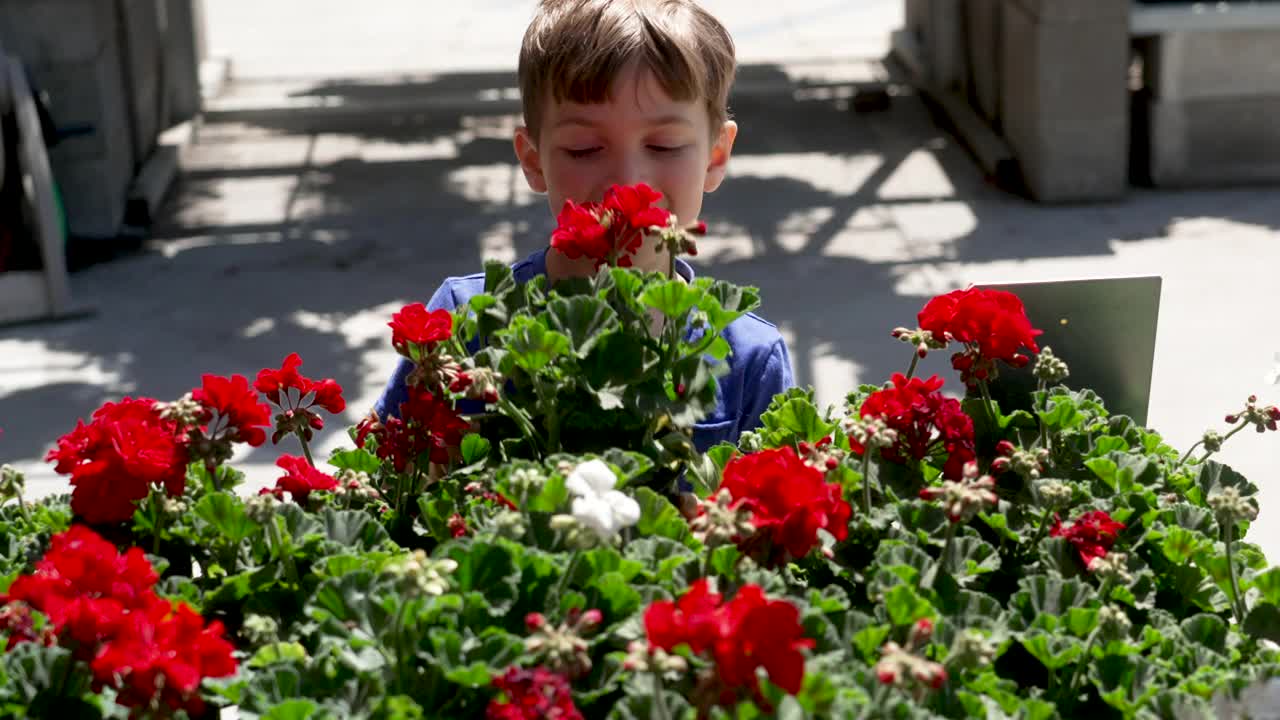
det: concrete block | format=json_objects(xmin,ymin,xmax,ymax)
[
  {"xmin": 1144, "ymin": 29, "xmax": 1280, "ymax": 102},
  {"xmin": 1000, "ymin": 0, "xmax": 1130, "ymax": 202},
  {"xmin": 902, "ymin": 0, "xmax": 966, "ymax": 92},
  {"xmin": 964, "ymin": 0, "xmax": 1001, "ymax": 124},
  {"xmin": 163, "ymin": 0, "xmax": 203, "ymax": 125},
  {"xmin": 1146, "ymin": 94, "xmax": 1280, "ymax": 187},
  {"xmin": 0, "ymin": 0, "xmax": 134, "ymax": 237},
  {"xmin": 118, "ymin": 0, "xmax": 166, "ymax": 166}
]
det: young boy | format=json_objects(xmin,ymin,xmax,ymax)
[{"xmin": 374, "ymin": 0, "xmax": 794, "ymax": 451}]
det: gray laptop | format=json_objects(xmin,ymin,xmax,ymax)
[{"xmin": 974, "ymin": 276, "xmax": 1162, "ymax": 426}]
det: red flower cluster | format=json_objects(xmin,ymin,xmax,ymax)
[
  {"xmin": 1, "ymin": 526, "xmax": 236, "ymax": 714},
  {"xmin": 856, "ymin": 374, "xmax": 975, "ymax": 479},
  {"xmin": 192, "ymin": 373, "xmax": 272, "ymax": 447},
  {"xmin": 389, "ymin": 303, "xmax": 454, "ymax": 359},
  {"xmin": 1051, "ymin": 510, "xmax": 1126, "ymax": 569},
  {"xmin": 643, "ymin": 580, "xmax": 814, "ymax": 709},
  {"xmin": 254, "ymin": 353, "xmax": 346, "ymax": 443},
  {"xmin": 355, "ymin": 388, "xmax": 470, "ymax": 472},
  {"xmin": 45, "ymin": 398, "xmax": 190, "ymax": 525},
  {"xmin": 717, "ymin": 447, "xmax": 852, "ymax": 565},
  {"xmin": 485, "ymin": 666, "xmax": 583, "ymax": 720},
  {"xmin": 917, "ymin": 287, "xmax": 1042, "ymax": 386},
  {"xmin": 550, "ymin": 183, "xmax": 672, "ymax": 268},
  {"xmin": 262, "ymin": 454, "xmax": 338, "ymax": 503}
]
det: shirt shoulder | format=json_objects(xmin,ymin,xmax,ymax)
[{"xmin": 427, "ymin": 250, "xmax": 547, "ymax": 311}]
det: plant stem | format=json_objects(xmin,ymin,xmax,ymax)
[
  {"xmin": 497, "ymin": 394, "xmax": 542, "ymax": 456},
  {"xmin": 1224, "ymin": 522, "xmax": 1249, "ymax": 625},
  {"xmin": 977, "ymin": 379, "xmax": 999, "ymax": 427},
  {"xmin": 295, "ymin": 430, "xmax": 316, "ymax": 468},
  {"xmin": 861, "ymin": 450, "xmax": 873, "ymax": 516},
  {"xmin": 652, "ymin": 670, "xmax": 673, "ymax": 720},
  {"xmin": 1036, "ymin": 380, "xmax": 1049, "ymax": 450},
  {"xmin": 1026, "ymin": 507, "xmax": 1056, "ymax": 553},
  {"xmin": 554, "ymin": 550, "xmax": 581, "ymax": 604},
  {"xmin": 15, "ymin": 496, "xmax": 32, "ymax": 526},
  {"xmin": 922, "ymin": 521, "xmax": 957, "ymax": 590},
  {"xmin": 904, "ymin": 351, "xmax": 920, "ymax": 380},
  {"xmin": 152, "ymin": 509, "xmax": 165, "ymax": 557},
  {"xmin": 266, "ymin": 517, "xmax": 300, "ymax": 587},
  {"xmin": 1065, "ymin": 578, "xmax": 1114, "ymax": 693}
]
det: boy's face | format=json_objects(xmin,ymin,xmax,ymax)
[{"xmin": 514, "ymin": 61, "xmax": 738, "ymax": 273}]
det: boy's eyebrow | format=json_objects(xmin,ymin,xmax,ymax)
[{"xmin": 550, "ymin": 114, "xmax": 696, "ymax": 130}]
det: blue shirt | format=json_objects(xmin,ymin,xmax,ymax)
[{"xmin": 373, "ymin": 248, "xmax": 795, "ymax": 452}]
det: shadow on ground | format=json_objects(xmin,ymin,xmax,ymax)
[{"xmin": 4, "ymin": 60, "xmax": 1280, "ymax": 468}]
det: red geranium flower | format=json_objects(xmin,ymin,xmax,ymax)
[
  {"xmin": 551, "ymin": 199, "xmax": 613, "ymax": 264},
  {"xmin": 254, "ymin": 354, "xmax": 346, "ymax": 442},
  {"xmin": 1051, "ymin": 510, "xmax": 1126, "ymax": 569},
  {"xmin": 45, "ymin": 398, "xmax": 190, "ymax": 525},
  {"xmin": 718, "ymin": 446, "xmax": 852, "ymax": 566},
  {"xmin": 712, "ymin": 585, "xmax": 815, "ymax": 704},
  {"xmin": 389, "ymin": 303, "xmax": 454, "ymax": 358},
  {"xmin": 550, "ymin": 183, "xmax": 671, "ymax": 268},
  {"xmin": 486, "ymin": 666, "xmax": 583, "ymax": 720},
  {"xmin": 271, "ymin": 454, "xmax": 338, "ymax": 503},
  {"xmin": 604, "ymin": 182, "xmax": 670, "ymax": 232},
  {"xmin": 192, "ymin": 373, "xmax": 272, "ymax": 447},
  {"xmin": 917, "ymin": 287, "xmax": 1042, "ymax": 386},
  {"xmin": 91, "ymin": 598, "xmax": 237, "ymax": 716},
  {"xmin": 355, "ymin": 389, "xmax": 470, "ymax": 472},
  {"xmin": 856, "ymin": 373, "xmax": 975, "ymax": 480},
  {"xmin": 643, "ymin": 578, "xmax": 723, "ymax": 655},
  {"xmin": 640, "ymin": 582, "xmax": 814, "ymax": 712}
]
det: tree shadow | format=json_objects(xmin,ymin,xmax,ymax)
[{"xmin": 4, "ymin": 60, "xmax": 1280, "ymax": 476}]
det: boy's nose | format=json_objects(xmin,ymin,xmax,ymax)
[{"xmin": 601, "ymin": 154, "xmax": 650, "ymax": 194}]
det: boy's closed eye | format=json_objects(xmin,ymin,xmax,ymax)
[{"xmin": 562, "ymin": 144, "xmax": 688, "ymax": 159}]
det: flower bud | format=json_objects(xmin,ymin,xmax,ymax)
[
  {"xmin": 241, "ymin": 614, "xmax": 281, "ymax": 645},
  {"xmin": 1098, "ymin": 604, "xmax": 1132, "ymax": 636},
  {"xmin": 1088, "ymin": 552, "xmax": 1133, "ymax": 585},
  {"xmin": 0, "ymin": 465, "xmax": 25, "ymax": 503},
  {"xmin": 1032, "ymin": 346, "xmax": 1070, "ymax": 384},
  {"xmin": 447, "ymin": 513, "xmax": 468, "ymax": 538},
  {"xmin": 995, "ymin": 440, "xmax": 1015, "ymax": 456},
  {"xmin": 737, "ymin": 430, "xmax": 765, "ymax": 453},
  {"xmin": 1209, "ymin": 486, "xmax": 1259, "ymax": 525},
  {"xmin": 1036, "ymin": 480, "xmax": 1073, "ymax": 510},
  {"xmin": 525, "ymin": 613, "xmax": 546, "ymax": 631},
  {"xmin": 1202, "ymin": 429, "xmax": 1224, "ymax": 453},
  {"xmin": 245, "ymin": 492, "xmax": 281, "ymax": 523}
]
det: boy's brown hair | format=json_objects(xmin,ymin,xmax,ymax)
[{"xmin": 518, "ymin": 0, "xmax": 737, "ymax": 140}]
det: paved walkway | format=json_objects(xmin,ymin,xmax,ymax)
[{"xmin": 2, "ymin": 1, "xmax": 1278, "ymax": 556}]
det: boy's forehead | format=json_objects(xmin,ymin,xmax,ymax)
[{"xmin": 541, "ymin": 64, "xmax": 705, "ymax": 130}]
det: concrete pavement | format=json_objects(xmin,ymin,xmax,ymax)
[{"xmin": 2, "ymin": 1, "xmax": 1278, "ymax": 557}]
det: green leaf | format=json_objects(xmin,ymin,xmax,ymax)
[
  {"xmin": 503, "ymin": 316, "xmax": 571, "ymax": 373},
  {"xmin": 1179, "ymin": 614, "xmax": 1228, "ymax": 654},
  {"xmin": 698, "ymin": 279, "xmax": 759, "ymax": 331},
  {"xmin": 851, "ymin": 625, "xmax": 891, "ymax": 663},
  {"xmin": 547, "ymin": 295, "xmax": 619, "ymax": 357},
  {"xmin": 249, "ymin": 642, "xmax": 309, "ymax": 669},
  {"xmin": 946, "ymin": 535, "xmax": 1001, "ymax": 578},
  {"xmin": 1089, "ymin": 654, "xmax": 1160, "ymax": 715},
  {"xmin": 882, "ymin": 584, "xmax": 934, "ymax": 627},
  {"xmin": 323, "ymin": 508, "xmax": 392, "ymax": 551},
  {"xmin": 601, "ymin": 449, "xmax": 654, "ymax": 487},
  {"xmin": 1039, "ymin": 395, "xmax": 1085, "ymax": 430},
  {"xmin": 261, "ymin": 700, "xmax": 320, "ymax": 720},
  {"xmin": 1243, "ymin": 602, "xmax": 1280, "ymax": 644},
  {"xmin": 1021, "ymin": 632, "xmax": 1083, "ymax": 670},
  {"xmin": 980, "ymin": 511, "xmax": 1022, "ymax": 543},
  {"xmin": 194, "ymin": 492, "xmax": 258, "ymax": 545},
  {"xmin": 584, "ymin": 572, "xmax": 643, "ymax": 619},
  {"xmin": 327, "ymin": 447, "xmax": 382, "ymax": 475},
  {"xmin": 1160, "ymin": 526, "xmax": 1203, "ymax": 565},
  {"xmin": 1064, "ymin": 607, "xmax": 1099, "ymax": 638},
  {"xmin": 1010, "ymin": 575, "xmax": 1095, "ymax": 631},
  {"xmin": 460, "ymin": 435, "xmax": 491, "ymax": 466},
  {"xmin": 1196, "ymin": 460, "xmax": 1258, "ymax": 503},
  {"xmin": 759, "ymin": 397, "xmax": 836, "ymax": 444},
  {"xmin": 633, "ymin": 488, "xmax": 690, "ymax": 544},
  {"xmin": 641, "ymin": 279, "xmax": 702, "ymax": 319},
  {"xmin": 1248, "ymin": 567, "xmax": 1280, "ymax": 605},
  {"xmin": 446, "ymin": 541, "xmax": 520, "ymax": 615}
]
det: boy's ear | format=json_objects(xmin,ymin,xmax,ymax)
[
  {"xmin": 703, "ymin": 120, "xmax": 738, "ymax": 193},
  {"xmin": 513, "ymin": 126, "xmax": 548, "ymax": 194}
]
